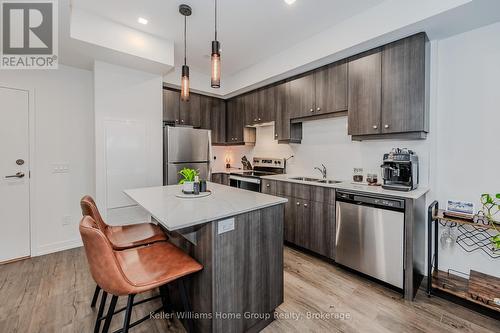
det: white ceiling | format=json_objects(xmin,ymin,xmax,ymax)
[{"xmin": 72, "ymin": 0, "xmax": 385, "ymax": 77}]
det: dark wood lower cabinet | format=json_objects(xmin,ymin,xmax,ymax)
[
  {"xmin": 211, "ymin": 173, "xmax": 229, "ymax": 185},
  {"xmin": 274, "ymin": 180, "xmax": 336, "ymax": 259}
]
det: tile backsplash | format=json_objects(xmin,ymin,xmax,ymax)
[{"xmin": 212, "ymin": 116, "xmax": 431, "ymax": 186}]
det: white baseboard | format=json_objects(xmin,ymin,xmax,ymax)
[{"xmin": 34, "ymin": 238, "xmax": 83, "ymax": 257}]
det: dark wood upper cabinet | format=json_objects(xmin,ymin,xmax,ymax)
[
  {"xmin": 243, "ymin": 92, "xmax": 257, "ymax": 125},
  {"xmin": 226, "ymin": 96, "xmax": 246, "ymax": 144},
  {"xmin": 179, "ymin": 93, "xmax": 201, "ymax": 127},
  {"xmin": 210, "ymin": 98, "xmax": 226, "ymax": 144},
  {"xmin": 347, "ymin": 49, "xmax": 382, "ymax": 136},
  {"xmin": 163, "ymin": 89, "xmax": 180, "ymax": 123},
  {"xmin": 348, "ymin": 33, "xmax": 429, "ymax": 139},
  {"xmin": 315, "ymin": 60, "xmax": 348, "ymax": 114},
  {"xmin": 199, "ymin": 95, "xmax": 212, "ymax": 130},
  {"xmin": 257, "ymin": 86, "xmax": 275, "ymax": 123},
  {"xmin": 381, "ymin": 33, "xmax": 428, "ymax": 134},
  {"xmin": 287, "ymin": 74, "xmax": 315, "ymax": 118}
]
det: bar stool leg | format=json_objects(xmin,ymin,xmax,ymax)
[
  {"xmin": 159, "ymin": 285, "xmax": 173, "ymax": 315},
  {"xmin": 91, "ymin": 285, "xmax": 101, "ymax": 308},
  {"xmin": 102, "ymin": 295, "xmax": 118, "ymax": 333},
  {"xmin": 178, "ymin": 279, "xmax": 194, "ymax": 333},
  {"xmin": 122, "ymin": 294, "xmax": 135, "ymax": 333},
  {"xmin": 94, "ymin": 291, "xmax": 108, "ymax": 333}
]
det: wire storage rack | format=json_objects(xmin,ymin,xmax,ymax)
[{"xmin": 427, "ymin": 201, "xmax": 500, "ymax": 319}]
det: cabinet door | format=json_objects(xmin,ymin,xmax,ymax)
[
  {"xmin": 211, "ymin": 173, "xmax": 222, "ymax": 184},
  {"xmin": 210, "ymin": 98, "xmax": 226, "ymax": 144},
  {"xmin": 287, "ymin": 74, "xmax": 315, "ymax": 118},
  {"xmin": 199, "ymin": 95, "xmax": 212, "ymax": 130},
  {"xmin": 348, "ymin": 50, "xmax": 382, "ymax": 136},
  {"xmin": 243, "ymin": 92, "xmax": 258, "ymax": 126},
  {"xmin": 226, "ymin": 99, "xmax": 245, "ymax": 143},
  {"xmin": 294, "ymin": 199, "xmax": 310, "ymax": 249},
  {"xmin": 382, "ymin": 33, "xmax": 427, "ymax": 133},
  {"xmin": 309, "ymin": 202, "xmax": 335, "ymax": 259},
  {"xmin": 274, "ymin": 82, "xmax": 289, "ymax": 141},
  {"xmin": 180, "ymin": 93, "xmax": 201, "ymax": 127},
  {"xmin": 163, "ymin": 89, "xmax": 180, "ymax": 123},
  {"xmin": 257, "ymin": 86, "xmax": 275, "ymax": 123},
  {"xmin": 315, "ymin": 61, "xmax": 348, "ymax": 114},
  {"xmin": 283, "ymin": 195, "xmax": 296, "ymax": 243}
]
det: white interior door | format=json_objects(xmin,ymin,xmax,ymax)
[{"xmin": 0, "ymin": 87, "xmax": 30, "ymax": 262}]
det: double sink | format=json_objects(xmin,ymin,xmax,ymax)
[{"xmin": 289, "ymin": 177, "xmax": 343, "ymax": 184}]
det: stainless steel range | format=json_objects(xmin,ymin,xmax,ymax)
[{"xmin": 229, "ymin": 157, "xmax": 285, "ymax": 192}]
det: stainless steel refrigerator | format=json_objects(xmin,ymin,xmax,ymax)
[{"xmin": 163, "ymin": 126, "xmax": 212, "ymax": 185}]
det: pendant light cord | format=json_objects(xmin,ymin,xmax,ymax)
[
  {"xmin": 214, "ymin": 0, "xmax": 217, "ymax": 41},
  {"xmin": 184, "ymin": 16, "xmax": 187, "ymax": 66}
]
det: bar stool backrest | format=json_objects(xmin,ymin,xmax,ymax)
[
  {"xmin": 79, "ymin": 216, "xmax": 133, "ymax": 296},
  {"xmin": 80, "ymin": 195, "xmax": 108, "ymax": 233}
]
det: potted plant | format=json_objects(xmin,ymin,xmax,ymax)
[
  {"xmin": 179, "ymin": 168, "xmax": 200, "ymax": 193},
  {"xmin": 480, "ymin": 193, "xmax": 500, "ymax": 249}
]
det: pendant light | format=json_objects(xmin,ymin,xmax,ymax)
[
  {"xmin": 179, "ymin": 4, "xmax": 192, "ymax": 101},
  {"xmin": 211, "ymin": 0, "xmax": 221, "ymax": 88}
]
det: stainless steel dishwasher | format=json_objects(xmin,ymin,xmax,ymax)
[{"xmin": 335, "ymin": 191, "xmax": 405, "ymax": 289}]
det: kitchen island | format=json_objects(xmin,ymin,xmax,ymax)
[{"xmin": 125, "ymin": 183, "xmax": 287, "ymax": 333}]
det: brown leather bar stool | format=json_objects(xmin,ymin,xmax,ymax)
[
  {"xmin": 80, "ymin": 195, "xmax": 168, "ymax": 308},
  {"xmin": 80, "ymin": 216, "xmax": 202, "ymax": 333}
]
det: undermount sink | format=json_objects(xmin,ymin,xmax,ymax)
[
  {"xmin": 290, "ymin": 177, "xmax": 320, "ymax": 182},
  {"xmin": 316, "ymin": 179, "xmax": 343, "ymax": 184},
  {"xmin": 289, "ymin": 177, "xmax": 343, "ymax": 184}
]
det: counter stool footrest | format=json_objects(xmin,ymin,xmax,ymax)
[{"xmin": 111, "ymin": 306, "xmax": 164, "ymax": 333}]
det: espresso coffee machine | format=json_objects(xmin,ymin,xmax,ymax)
[{"xmin": 381, "ymin": 148, "xmax": 419, "ymax": 191}]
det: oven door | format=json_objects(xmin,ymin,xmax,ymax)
[{"xmin": 229, "ymin": 175, "xmax": 261, "ymax": 192}]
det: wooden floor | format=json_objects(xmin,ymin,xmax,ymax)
[{"xmin": 0, "ymin": 246, "xmax": 498, "ymax": 333}]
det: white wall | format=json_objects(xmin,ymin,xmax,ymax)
[
  {"xmin": 213, "ymin": 22, "xmax": 500, "ymax": 277},
  {"xmin": 0, "ymin": 65, "xmax": 94, "ymax": 255},
  {"xmin": 94, "ymin": 61, "xmax": 163, "ymax": 225},
  {"xmin": 433, "ymin": 22, "xmax": 500, "ymax": 277}
]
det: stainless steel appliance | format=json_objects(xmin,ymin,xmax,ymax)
[
  {"xmin": 229, "ymin": 157, "xmax": 285, "ymax": 192},
  {"xmin": 163, "ymin": 125, "xmax": 211, "ymax": 185},
  {"xmin": 381, "ymin": 148, "xmax": 419, "ymax": 191},
  {"xmin": 335, "ymin": 191, "xmax": 405, "ymax": 289}
]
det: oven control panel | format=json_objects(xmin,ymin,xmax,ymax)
[{"xmin": 253, "ymin": 157, "xmax": 285, "ymax": 169}]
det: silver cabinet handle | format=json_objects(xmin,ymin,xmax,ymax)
[
  {"xmin": 181, "ymin": 119, "xmax": 184, "ymax": 123},
  {"xmin": 296, "ymin": 202, "xmax": 300, "ymax": 206},
  {"xmin": 5, "ymin": 172, "xmax": 25, "ymax": 179},
  {"xmin": 310, "ymin": 108, "xmax": 314, "ymax": 112},
  {"xmin": 266, "ymin": 184, "xmax": 270, "ymax": 187},
  {"xmin": 384, "ymin": 124, "xmax": 389, "ymax": 129},
  {"xmin": 254, "ymin": 118, "xmax": 257, "ymax": 122},
  {"xmin": 303, "ymin": 203, "xmax": 308, "ymax": 208},
  {"xmin": 316, "ymin": 107, "xmax": 321, "ymax": 111},
  {"xmin": 373, "ymin": 125, "xmax": 378, "ymax": 129},
  {"xmin": 275, "ymin": 133, "xmax": 278, "ymax": 137}
]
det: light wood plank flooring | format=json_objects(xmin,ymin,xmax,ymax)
[{"xmin": 0, "ymin": 246, "xmax": 498, "ymax": 333}]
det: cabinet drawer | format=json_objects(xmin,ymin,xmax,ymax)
[
  {"xmin": 276, "ymin": 181, "xmax": 311, "ymax": 200},
  {"xmin": 261, "ymin": 179, "xmax": 276, "ymax": 195}
]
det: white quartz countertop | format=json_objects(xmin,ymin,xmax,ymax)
[
  {"xmin": 261, "ymin": 174, "xmax": 429, "ymax": 200},
  {"xmin": 124, "ymin": 182, "xmax": 288, "ymax": 231}
]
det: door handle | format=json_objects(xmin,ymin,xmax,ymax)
[{"xmin": 5, "ymin": 172, "xmax": 25, "ymax": 179}]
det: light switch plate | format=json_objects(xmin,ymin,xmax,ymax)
[{"xmin": 218, "ymin": 218, "xmax": 235, "ymax": 234}]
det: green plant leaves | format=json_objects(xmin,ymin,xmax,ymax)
[{"xmin": 178, "ymin": 168, "xmax": 200, "ymax": 184}]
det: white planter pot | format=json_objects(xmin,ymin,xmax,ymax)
[{"xmin": 183, "ymin": 181, "xmax": 194, "ymax": 193}]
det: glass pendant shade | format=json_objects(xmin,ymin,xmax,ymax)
[
  {"xmin": 181, "ymin": 65, "xmax": 190, "ymax": 101},
  {"xmin": 211, "ymin": 40, "xmax": 221, "ymax": 88}
]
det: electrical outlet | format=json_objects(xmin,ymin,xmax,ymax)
[
  {"xmin": 218, "ymin": 218, "xmax": 235, "ymax": 234},
  {"xmin": 62, "ymin": 215, "xmax": 72, "ymax": 226}
]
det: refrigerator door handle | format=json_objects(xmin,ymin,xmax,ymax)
[{"xmin": 207, "ymin": 130, "xmax": 213, "ymax": 180}]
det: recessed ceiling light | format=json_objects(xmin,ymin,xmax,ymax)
[
  {"xmin": 137, "ymin": 17, "xmax": 148, "ymax": 25},
  {"xmin": 284, "ymin": 0, "xmax": 296, "ymax": 5}
]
